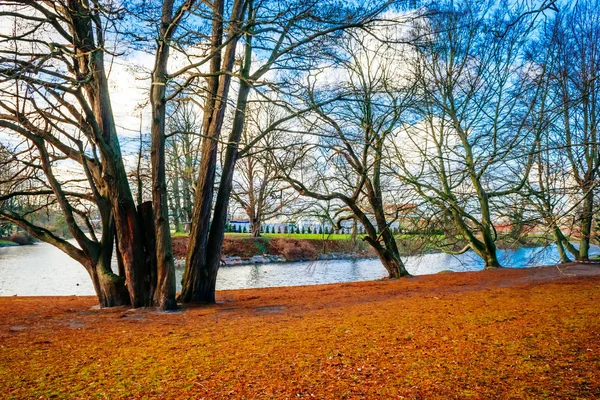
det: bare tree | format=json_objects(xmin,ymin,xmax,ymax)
[
  {"xmin": 231, "ymin": 102, "xmax": 298, "ymax": 237},
  {"xmin": 0, "ymin": 0, "xmax": 176, "ymax": 308},
  {"xmin": 542, "ymin": 1, "xmax": 600, "ymax": 260},
  {"xmin": 181, "ymin": 0, "xmax": 396, "ymax": 303},
  {"xmin": 277, "ymin": 32, "xmax": 416, "ymax": 278},
  {"xmin": 165, "ymin": 100, "xmax": 202, "ymax": 233},
  {"xmin": 393, "ymin": 1, "xmax": 542, "ymax": 268}
]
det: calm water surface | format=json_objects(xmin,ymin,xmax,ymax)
[{"xmin": 0, "ymin": 242, "xmax": 597, "ymax": 296}]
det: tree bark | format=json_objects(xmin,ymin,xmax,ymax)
[
  {"xmin": 578, "ymin": 184, "xmax": 594, "ymax": 261},
  {"xmin": 468, "ymin": 232, "xmax": 501, "ymax": 269},
  {"xmin": 88, "ymin": 263, "xmax": 130, "ymax": 307},
  {"xmin": 89, "ymin": 212, "xmax": 130, "ymax": 307},
  {"xmin": 250, "ymin": 219, "xmax": 262, "ymax": 237},
  {"xmin": 380, "ymin": 252, "xmax": 405, "ymax": 278},
  {"xmin": 366, "ymin": 238, "xmax": 409, "ymax": 278},
  {"xmin": 137, "ymin": 202, "xmax": 158, "ymax": 301},
  {"xmin": 552, "ymin": 226, "xmax": 572, "ymax": 264},
  {"xmin": 482, "ymin": 252, "xmax": 501, "ymax": 269},
  {"xmin": 180, "ymin": 0, "xmax": 246, "ymax": 303},
  {"xmin": 148, "ymin": 0, "xmax": 179, "ymax": 310},
  {"xmin": 480, "ymin": 227, "xmax": 501, "ymax": 269}
]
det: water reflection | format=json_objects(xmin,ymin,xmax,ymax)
[
  {"xmin": 0, "ymin": 242, "xmax": 93, "ymax": 296},
  {"xmin": 1, "ymin": 242, "xmax": 598, "ymax": 296}
]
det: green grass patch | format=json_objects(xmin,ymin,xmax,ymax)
[
  {"xmin": 171, "ymin": 232, "xmax": 355, "ymax": 240},
  {"xmin": 261, "ymin": 233, "xmax": 353, "ymax": 240},
  {"xmin": 171, "ymin": 231, "xmax": 189, "ymax": 237}
]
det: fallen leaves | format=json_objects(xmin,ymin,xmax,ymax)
[{"xmin": 0, "ymin": 265, "xmax": 599, "ymax": 398}]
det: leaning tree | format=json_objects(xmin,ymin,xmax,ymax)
[
  {"xmin": 392, "ymin": 0, "xmax": 545, "ymax": 269},
  {"xmin": 276, "ymin": 31, "xmax": 418, "ymax": 279},
  {"xmin": 179, "ymin": 0, "xmax": 401, "ymax": 303},
  {"xmin": 527, "ymin": 0, "xmax": 600, "ymax": 261}
]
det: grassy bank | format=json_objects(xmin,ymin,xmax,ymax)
[
  {"xmin": 171, "ymin": 234, "xmax": 375, "ymax": 261},
  {"xmin": 0, "ymin": 239, "xmax": 18, "ymax": 247},
  {"xmin": 170, "ymin": 233, "xmax": 554, "ymax": 262},
  {"xmin": 172, "ymin": 232, "xmax": 356, "ymax": 240},
  {"xmin": 1, "ymin": 264, "xmax": 599, "ymax": 398}
]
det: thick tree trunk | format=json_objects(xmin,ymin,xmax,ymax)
[
  {"xmin": 180, "ymin": 134, "xmax": 220, "ymax": 303},
  {"xmin": 181, "ymin": 0, "xmax": 246, "ymax": 304},
  {"xmin": 148, "ymin": 0, "xmax": 178, "ymax": 310},
  {"xmin": 137, "ymin": 202, "xmax": 158, "ymax": 300},
  {"xmin": 88, "ymin": 264, "xmax": 130, "ymax": 307},
  {"xmin": 90, "ymin": 219, "xmax": 130, "ymax": 307},
  {"xmin": 99, "ymin": 161, "xmax": 154, "ymax": 309},
  {"xmin": 578, "ymin": 186, "xmax": 594, "ymax": 261},
  {"xmin": 482, "ymin": 252, "xmax": 501, "ymax": 269},
  {"xmin": 553, "ymin": 226, "xmax": 572, "ymax": 263},
  {"xmin": 247, "ymin": 204, "xmax": 261, "ymax": 237},
  {"xmin": 373, "ymin": 247, "xmax": 409, "ymax": 279},
  {"xmin": 480, "ymin": 226, "xmax": 501, "ymax": 269},
  {"xmin": 109, "ymin": 190, "xmax": 154, "ymax": 307}
]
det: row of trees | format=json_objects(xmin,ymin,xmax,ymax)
[{"xmin": 0, "ymin": 0, "xmax": 597, "ymax": 308}]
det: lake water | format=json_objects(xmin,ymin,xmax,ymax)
[{"xmin": 0, "ymin": 242, "xmax": 597, "ymax": 296}]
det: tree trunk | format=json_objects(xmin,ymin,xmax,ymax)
[
  {"xmin": 578, "ymin": 186, "xmax": 594, "ymax": 261},
  {"xmin": 137, "ymin": 202, "xmax": 158, "ymax": 301},
  {"xmin": 148, "ymin": 0, "xmax": 178, "ymax": 310},
  {"xmin": 180, "ymin": 0, "xmax": 246, "ymax": 304},
  {"xmin": 553, "ymin": 226, "xmax": 572, "ymax": 263},
  {"xmin": 251, "ymin": 219, "xmax": 261, "ymax": 237},
  {"xmin": 180, "ymin": 0, "xmax": 228, "ymax": 304},
  {"xmin": 481, "ymin": 226, "xmax": 501, "ymax": 269},
  {"xmin": 182, "ymin": 77, "xmax": 251, "ymax": 303},
  {"xmin": 469, "ymin": 236, "xmax": 501, "ymax": 270},
  {"xmin": 90, "ymin": 220, "xmax": 130, "ymax": 307},
  {"xmin": 88, "ymin": 264, "xmax": 130, "ymax": 307},
  {"xmin": 482, "ymin": 252, "xmax": 501, "ymax": 269},
  {"xmin": 374, "ymin": 247, "xmax": 409, "ymax": 279},
  {"xmin": 107, "ymin": 186, "xmax": 154, "ymax": 307},
  {"xmin": 186, "ymin": 34, "xmax": 251, "ymax": 303},
  {"xmin": 351, "ymin": 219, "xmax": 357, "ymax": 249}
]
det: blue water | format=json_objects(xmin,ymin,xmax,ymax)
[{"xmin": 0, "ymin": 242, "xmax": 597, "ymax": 296}]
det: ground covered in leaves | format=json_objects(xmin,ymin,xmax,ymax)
[{"xmin": 1, "ymin": 264, "xmax": 600, "ymax": 399}]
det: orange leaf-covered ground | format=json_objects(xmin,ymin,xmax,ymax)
[{"xmin": 1, "ymin": 264, "xmax": 600, "ymax": 399}]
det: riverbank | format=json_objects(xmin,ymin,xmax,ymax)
[
  {"xmin": 171, "ymin": 234, "xmax": 376, "ymax": 264},
  {"xmin": 2, "ymin": 264, "xmax": 599, "ymax": 398},
  {"xmin": 171, "ymin": 233, "xmax": 553, "ymax": 264},
  {"xmin": 0, "ymin": 233, "xmax": 36, "ymax": 247}
]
